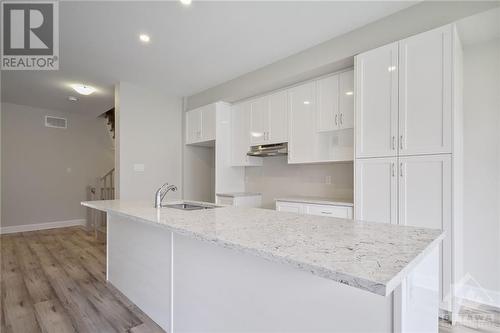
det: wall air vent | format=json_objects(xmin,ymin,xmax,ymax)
[{"xmin": 45, "ymin": 116, "xmax": 67, "ymax": 129}]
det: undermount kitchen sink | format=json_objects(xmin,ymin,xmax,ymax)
[{"xmin": 163, "ymin": 202, "xmax": 217, "ymax": 210}]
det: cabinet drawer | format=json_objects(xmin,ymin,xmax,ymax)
[
  {"xmin": 305, "ymin": 204, "xmax": 353, "ymax": 219},
  {"xmin": 216, "ymin": 196, "xmax": 234, "ymax": 206},
  {"xmin": 276, "ymin": 202, "xmax": 303, "ymax": 214}
]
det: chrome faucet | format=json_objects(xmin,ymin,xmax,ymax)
[{"xmin": 154, "ymin": 183, "xmax": 178, "ymax": 208}]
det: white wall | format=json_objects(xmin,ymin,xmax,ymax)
[
  {"xmin": 245, "ymin": 158, "xmax": 353, "ymax": 209},
  {"xmin": 183, "ymin": 145, "xmax": 215, "ymax": 203},
  {"xmin": 1, "ymin": 103, "xmax": 114, "ymax": 228},
  {"xmin": 462, "ymin": 38, "xmax": 500, "ymax": 301},
  {"xmin": 115, "ymin": 82, "xmax": 183, "ymax": 201}
]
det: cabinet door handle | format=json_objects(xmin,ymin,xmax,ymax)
[
  {"xmin": 321, "ymin": 211, "xmax": 333, "ymax": 215},
  {"xmin": 335, "ymin": 114, "xmax": 338, "ymax": 127},
  {"xmin": 340, "ymin": 113, "xmax": 343, "ymax": 126},
  {"xmin": 400, "ymin": 135, "xmax": 404, "ymax": 150},
  {"xmin": 392, "ymin": 163, "xmax": 395, "ymax": 177},
  {"xmin": 392, "ymin": 136, "xmax": 395, "ymax": 150},
  {"xmin": 400, "ymin": 162, "xmax": 403, "ymax": 177}
]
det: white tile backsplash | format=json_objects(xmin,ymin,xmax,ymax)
[{"xmin": 244, "ymin": 156, "xmax": 353, "ymax": 209}]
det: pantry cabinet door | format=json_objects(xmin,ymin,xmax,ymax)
[
  {"xmin": 355, "ymin": 42, "xmax": 398, "ymax": 158},
  {"xmin": 267, "ymin": 90, "xmax": 288, "ymax": 144},
  {"xmin": 355, "ymin": 157, "xmax": 398, "ymax": 224},
  {"xmin": 398, "ymin": 154, "xmax": 451, "ymax": 302},
  {"xmin": 288, "ymin": 82, "xmax": 316, "ymax": 164},
  {"xmin": 398, "ymin": 25, "xmax": 452, "ymax": 156}
]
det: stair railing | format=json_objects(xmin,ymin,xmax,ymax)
[{"xmin": 86, "ymin": 168, "xmax": 115, "ymax": 240}]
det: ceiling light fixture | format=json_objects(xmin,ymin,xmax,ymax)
[
  {"xmin": 139, "ymin": 34, "xmax": 150, "ymax": 43},
  {"xmin": 70, "ymin": 84, "xmax": 97, "ymax": 96},
  {"xmin": 180, "ymin": 0, "xmax": 192, "ymax": 5},
  {"xmin": 345, "ymin": 91, "xmax": 353, "ymax": 96}
]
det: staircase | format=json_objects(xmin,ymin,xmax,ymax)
[
  {"xmin": 104, "ymin": 108, "xmax": 115, "ymax": 139},
  {"xmin": 86, "ymin": 168, "xmax": 115, "ymax": 240}
]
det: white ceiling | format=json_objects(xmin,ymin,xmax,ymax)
[{"xmin": 1, "ymin": 1, "xmax": 418, "ymax": 116}]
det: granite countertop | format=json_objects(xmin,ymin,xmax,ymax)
[
  {"xmin": 82, "ymin": 200, "xmax": 443, "ymax": 297},
  {"xmin": 275, "ymin": 196, "xmax": 354, "ymax": 207},
  {"xmin": 216, "ymin": 192, "xmax": 262, "ymax": 198}
]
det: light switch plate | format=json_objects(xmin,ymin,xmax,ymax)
[{"xmin": 133, "ymin": 164, "xmax": 145, "ymax": 172}]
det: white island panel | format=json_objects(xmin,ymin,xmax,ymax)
[
  {"xmin": 173, "ymin": 232, "xmax": 393, "ymax": 332},
  {"xmin": 108, "ymin": 214, "xmax": 172, "ymax": 331}
]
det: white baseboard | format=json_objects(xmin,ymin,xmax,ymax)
[
  {"xmin": 456, "ymin": 284, "xmax": 500, "ymax": 309},
  {"xmin": 0, "ymin": 219, "xmax": 87, "ymax": 234}
]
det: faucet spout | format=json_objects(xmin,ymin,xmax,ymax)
[{"xmin": 154, "ymin": 183, "xmax": 178, "ymax": 208}]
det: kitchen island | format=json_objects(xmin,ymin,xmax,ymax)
[{"xmin": 82, "ymin": 200, "xmax": 444, "ymax": 333}]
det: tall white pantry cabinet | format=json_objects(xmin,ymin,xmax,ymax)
[{"xmin": 354, "ymin": 24, "xmax": 463, "ymax": 319}]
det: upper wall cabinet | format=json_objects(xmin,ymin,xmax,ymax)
[
  {"xmin": 399, "ymin": 25, "xmax": 452, "ymax": 156},
  {"xmin": 339, "ymin": 70, "xmax": 354, "ymax": 130},
  {"xmin": 355, "ymin": 25, "xmax": 453, "ymax": 158},
  {"xmin": 316, "ymin": 70, "xmax": 354, "ymax": 132},
  {"xmin": 288, "ymin": 82, "xmax": 317, "ymax": 164},
  {"xmin": 249, "ymin": 91, "xmax": 288, "ymax": 146},
  {"xmin": 186, "ymin": 104, "xmax": 216, "ymax": 145},
  {"xmin": 231, "ymin": 102, "xmax": 263, "ymax": 167},
  {"xmin": 316, "ymin": 75, "xmax": 339, "ymax": 132},
  {"xmin": 355, "ymin": 42, "xmax": 399, "ymax": 158}
]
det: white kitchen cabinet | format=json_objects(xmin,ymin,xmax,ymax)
[
  {"xmin": 267, "ymin": 90, "xmax": 288, "ymax": 144},
  {"xmin": 355, "ymin": 157, "xmax": 398, "ymax": 224},
  {"xmin": 316, "ymin": 74, "xmax": 339, "ymax": 132},
  {"xmin": 398, "ymin": 154, "xmax": 452, "ymax": 302},
  {"xmin": 216, "ymin": 193, "xmax": 262, "ymax": 208},
  {"xmin": 186, "ymin": 107, "xmax": 202, "ymax": 144},
  {"xmin": 276, "ymin": 200, "xmax": 353, "ymax": 219},
  {"xmin": 354, "ymin": 24, "xmax": 462, "ymax": 317},
  {"xmin": 186, "ymin": 104, "xmax": 216, "ymax": 145},
  {"xmin": 305, "ymin": 204, "xmax": 353, "ymax": 219},
  {"xmin": 231, "ymin": 102, "xmax": 263, "ymax": 167},
  {"xmin": 355, "ymin": 42, "xmax": 398, "ymax": 158},
  {"xmin": 249, "ymin": 91, "xmax": 288, "ymax": 146},
  {"xmin": 399, "ymin": 25, "xmax": 452, "ymax": 156},
  {"xmin": 249, "ymin": 96, "xmax": 268, "ymax": 145},
  {"xmin": 316, "ymin": 70, "xmax": 354, "ymax": 133},
  {"xmin": 339, "ymin": 69, "xmax": 354, "ymax": 130},
  {"xmin": 276, "ymin": 201, "xmax": 303, "ymax": 214},
  {"xmin": 288, "ymin": 82, "xmax": 316, "ymax": 164}
]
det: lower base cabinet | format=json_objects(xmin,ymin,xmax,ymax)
[
  {"xmin": 276, "ymin": 200, "xmax": 353, "ymax": 219},
  {"xmin": 355, "ymin": 154, "xmax": 452, "ymax": 307},
  {"xmin": 216, "ymin": 194, "xmax": 262, "ymax": 208}
]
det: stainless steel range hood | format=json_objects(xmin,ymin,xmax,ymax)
[{"xmin": 247, "ymin": 143, "xmax": 288, "ymax": 157}]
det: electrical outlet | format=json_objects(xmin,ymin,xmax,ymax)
[{"xmin": 325, "ymin": 176, "xmax": 332, "ymax": 185}]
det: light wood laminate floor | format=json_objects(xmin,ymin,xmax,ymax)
[
  {"xmin": 1, "ymin": 227, "xmax": 498, "ymax": 333},
  {"xmin": 1, "ymin": 227, "xmax": 164, "ymax": 333}
]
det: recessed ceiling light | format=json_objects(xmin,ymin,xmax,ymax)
[
  {"xmin": 68, "ymin": 96, "xmax": 78, "ymax": 102},
  {"xmin": 70, "ymin": 84, "xmax": 97, "ymax": 96},
  {"xmin": 303, "ymin": 101, "xmax": 310, "ymax": 105},
  {"xmin": 139, "ymin": 34, "xmax": 150, "ymax": 43},
  {"xmin": 345, "ymin": 91, "xmax": 353, "ymax": 96},
  {"xmin": 180, "ymin": 0, "xmax": 192, "ymax": 5}
]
